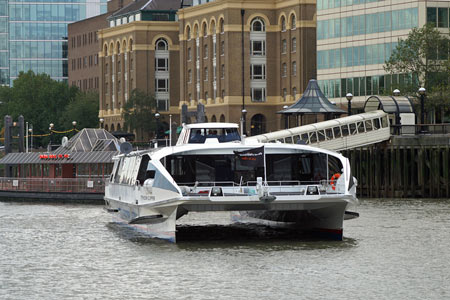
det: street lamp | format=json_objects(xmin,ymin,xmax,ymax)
[
  {"xmin": 418, "ymin": 87, "xmax": 426, "ymax": 126},
  {"xmin": 393, "ymin": 89, "xmax": 401, "ymax": 97},
  {"xmin": 241, "ymin": 109, "xmax": 247, "ymax": 136},
  {"xmin": 99, "ymin": 118, "xmax": 104, "ymax": 129},
  {"xmin": 28, "ymin": 127, "xmax": 33, "ymax": 152},
  {"xmin": 49, "ymin": 123, "xmax": 54, "ymax": 149},
  {"xmin": 155, "ymin": 112, "xmax": 160, "ymax": 139},
  {"xmin": 72, "ymin": 121, "xmax": 77, "ymax": 130},
  {"xmin": 346, "ymin": 93, "xmax": 353, "ymax": 116},
  {"xmin": 283, "ymin": 105, "xmax": 289, "ymax": 129}
]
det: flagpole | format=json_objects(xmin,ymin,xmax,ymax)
[{"xmin": 263, "ymin": 145, "xmax": 267, "ymax": 184}]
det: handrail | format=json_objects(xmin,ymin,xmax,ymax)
[{"xmin": 0, "ymin": 177, "xmax": 106, "ymax": 193}]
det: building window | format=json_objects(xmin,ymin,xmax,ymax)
[
  {"xmin": 282, "ymin": 88, "xmax": 287, "ymax": 101},
  {"xmin": 156, "ymin": 78, "xmax": 169, "ymax": 92},
  {"xmin": 188, "ymin": 69, "xmax": 192, "ymax": 83},
  {"xmin": 221, "ymin": 64, "xmax": 225, "ymax": 79},
  {"xmin": 250, "ymin": 64, "xmax": 266, "ymax": 80},
  {"xmin": 292, "ymin": 87, "xmax": 297, "ymax": 98},
  {"xmin": 205, "ymin": 91, "xmax": 208, "ymax": 101},
  {"xmin": 282, "ymin": 63, "xmax": 287, "ymax": 77},
  {"xmin": 281, "ymin": 16, "xmax": 286, "ymax": 31},
  {"xmin": 292, "ymin": 61, "xmax": 297, "ymax": 76},
  {"xmin": 204, "ymin": 67, "xmax": 208, "ymax": 81},
  {"xmin": 251, "ymin": 88, "xmax": 266, "ymax": 102},
  {"xmin": 130, "ymin": 59, "xmax": 133, "ymax": 70},
  {"xmin": 282, "ymin": 39, "xmax": 287, "ymax": 54},
  {"xmin": 291, "ymin": 15, "xmax": 296, "ymax": 30},
  {"xmin": 156, "ymin": 58, "xmax": 168, "ymax": 71},
  {"xmin": 220, "ymin": 40, "xmax": 225, "ymax": 56},
  {"xmin": 251, "ymin": 18, "xmax": 265, "ymax": 32},
  {"xmin": 105, "ymin": 63, "xmax": 108, "ymax": 74},
  {"xmin": 220, "ymin": 19, "xmax": 224, "ymax": 34},
  {"xmin": 187, "ymin": 47, "xmax": 192, "ymax": 61},
  {"xmin": 292, "ymin": 38, "xmax": 297, "ymax": 52},
  {"xmin": 204, "ymin": 44, "xmax": 208, "ymax": 59},
  {"xmin": 221, "ymin": 89, "xmax": 225, "ymax": 98},
  {"xmin": 118, "ymin": 60, "xmax": 121, "ymax": 73},
  {"xmin": 156, "ymin": 38, "xmax": 168, "ymax": 51},
  {"xmin": 251, "ymin": 40, "xmax": 265, "ymax": 56},
  {"xmin": 157, "ymin": 99, "xmax": 169, "ymax": 111}
]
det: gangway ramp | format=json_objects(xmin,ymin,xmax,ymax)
[{"xmin": 248, "ymin": 110, "xmax": 390, "ymax": 151}]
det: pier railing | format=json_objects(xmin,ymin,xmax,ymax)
[{"xmin": 0, "ymin": 177, "xmax": 106, "ymax": 194}]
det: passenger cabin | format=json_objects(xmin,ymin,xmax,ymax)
[{"xmin": 176, "ymin": 123, "xmax": 241, "ymax": 145}]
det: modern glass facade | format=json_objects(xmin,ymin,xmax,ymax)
[
  {"xmin": 427, "ymin": 7, "xmax": 450, "ymax": 28},
  {"xmin": 0, "ymin": 0, "xmax": 8, "ymax": 84},
  {"xmin": 7, "ymin": 0, "xmax": 107, "ymax": 85},
  {"xmin": 318, "ymin": 42, "xmax": 397, "ymax": 70},
  {"xmin": 318, "ymin": 73, "xmax": 418, "ymax": 99},
  {"xmin": 317, "ymin": 0, "xmax": 382, "ymax": 11},
  {"xmin": 318, "ymin": 8, "xmax": 418, "ymax": 40}
]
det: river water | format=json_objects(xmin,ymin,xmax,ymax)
[{"xmin": 0, "ymin": 198, "xmax": 449, "ymax": 300}]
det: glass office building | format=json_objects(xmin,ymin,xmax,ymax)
[
  {"xmin": 316, "ymin": 0, "xmax": 444, "ymax": 107},
  {"xmin": 4, "ymin": 0, "xmax": 107, "ymax": 85}
]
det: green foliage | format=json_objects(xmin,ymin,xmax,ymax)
[
  {"xmin": 384, "ymin": 24, "xmax": 450, "ymax": 90},
  {"xmin": 0, "ymin": 71, "xmax": 99, "ymax": 147},
  {"xmin": 60, "ymin": 91, "xmax": 99, "ymax": 134},
  {"xmin": 122, "ymin": 89, "xmax": 157, "ymax": 135}
]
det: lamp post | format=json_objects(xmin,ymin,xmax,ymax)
[
  {"xmin": 155, "ymin": 112, "xmax": 160, "ymax": 139},
  {"xmin": 393, "ymin": 89, "xmax": 400, "ymax": 97},
  {"xmin": 418, "ymin": 87, "xmax": 426, "ymax": 126},
  {"xmin": 241, "ymin": 109, "xmax": 247, "ymax": 137},
  {"xmin": 283, "ymin": 105, "xmax": 289, "ymax": 129},
  {"xmin": 49, "ymin": 123, "xmax": 54, "ymax": 150},
  {"xmin": 28, "ymin": 127, "xmax": 33, "ymax": 151},
  {"xmin": 72, "ymin": 121, "xmax": 77, "ymax": 131},
  {"xmin": 99, "ymin": 118, "xmax": 104, "ymax": 129},
  {"xmin": 346, "ymin": 93, "xmax": 353, "ymax": 116}
]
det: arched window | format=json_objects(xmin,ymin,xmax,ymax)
[
  {"xmin": 211, "ymin": 115, "xmax": 217, "ymax": 122},
  {"xmin": 292, "ymin": 61, "xmax": 297, "ymax": 76},
  {"xmin": 186, "ymin": 26, "xmax": 191, "ymax": 40},
  {"xmin": 129, "ymin": 39, "xmax": 133, "ymax": 52},
  {"xmin": 220, "ymin": 19, "xmax": 224, "ymax": 34},
  {"xmin": 103, "ymin": 44, "xmax": 108, "ymax": 56},
  {"xmin": 156, "ymin": 38, "xmax": 168, "ymax": 51},
  {"xmin": 117, "ymin": 123, "xmax": 121, "ymax": 131},
  {"xmin": 220, "ymin": 114, "xmax": 225, "ymax": 122},
  {"xmin": 281, "ymin": 16, "xmax": 286, "ymax": 31},
  {"xmin": 282, "ymin": 63, "xmax": 287, "ymax": 77},
  {"xmin": 202, "ymin": 23, "xmax": 208, "ymax": 37},
  {"xmin": 251, "ymin": 18, "xmax": 265, "ymax": 32},
  {"xmin": 104, "ymin": 124, "xmax": 109, "ymax": 131},
  {"xmin": 291, "ymin": 14, "xmax": 296, "ymax": 29},
  {"xmin": 111, "ymin": 124, "xmax": 115, "ymax": 132},
  {"xmin": 250, "ymin": 114, "xmax": 266, "ymax": 136},
  {"xmin": 211, "ymin": 21, "xmax": 216, "ymax": 35}
]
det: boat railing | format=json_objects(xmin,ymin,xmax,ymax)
[
  {"xmin": 0, "ymin": 177, "xmax": 106, "ymax": 194},
  {"xmin": 178, "ymin": 179, "xmax": 345, "ymax": 196}
]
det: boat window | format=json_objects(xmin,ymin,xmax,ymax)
[
  {"xmin": 373, "ymin": 118, "xmax": 381, "ymax": 129},
  {"xmin": 188, "ymin": 128, "xmax": 240, "ymax": 143},
  {"xmin": 325, "ymin": 128, "xmax": 333, "ymax": 140},
  {"xmin": 365, "ymin": 120, "xmax": 373, "ymax": 132},
  {"xmin": 285, "ymin": 136, "xmax": 293, "ymax": 143},
  {"xmin": 113, "ymin": 158, "xmax": 124, "ymax": 183},
  {"xmin": 293, "ymin": 135, "xmax": 300, "ymax": 144},
  {"xmin": 136, "ymin": 155, "xmax": 151, "ymax": 185},
  {"xmin": 341, "ymin": 125, "xmax": 349, "ymax": 136},
  {"xmin": 328, "ymin": 155, "xmax": 343, "ymax": 179},
  {"xmin": 333, "ymin": 127, "xmax": 341, "ymax": 138}
]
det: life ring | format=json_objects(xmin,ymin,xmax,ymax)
[{"xmin": 330, "ymin": 173, "xmax": 341, "ymax": 190}]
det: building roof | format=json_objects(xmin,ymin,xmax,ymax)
[
  {"xmin": 111, "ymin": 0, "xmax": 182, "ymax": 18},
  {"xmin": 279, "ymin": 79, "xmax": 346, "ymax": 115},
  {"xmin": 0, "ymin": 128, "xmax": 120, "ymax": 165}
]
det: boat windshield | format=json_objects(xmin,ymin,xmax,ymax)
[{"xmin": 188, "ymin": 128, "xmax": 240, "ymax": 143}]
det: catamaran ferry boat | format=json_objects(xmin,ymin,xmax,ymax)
[{"xmin": 104, "ymin": 123, "xmax": 359, "ymax": 242}]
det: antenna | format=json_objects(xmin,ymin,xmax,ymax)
[{"xmin": 119, "ymin": 142, "xmax": 133, "ymax": 155}]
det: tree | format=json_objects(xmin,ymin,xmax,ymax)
[
  {"xmin": 384, "ymin": 23, "xmax": 450, "ymax": 92},
  {"xmin": 122, "ymin": 89, "xmax": 157, "ymax": 139},
  {"xmin": 60, "ymin": 91, "xmax": 100, "ymax": 134}
]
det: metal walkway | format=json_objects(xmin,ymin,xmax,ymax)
[{"xmin": 248, "ymin": 110, "xmax": 390, "ymax": 151}]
